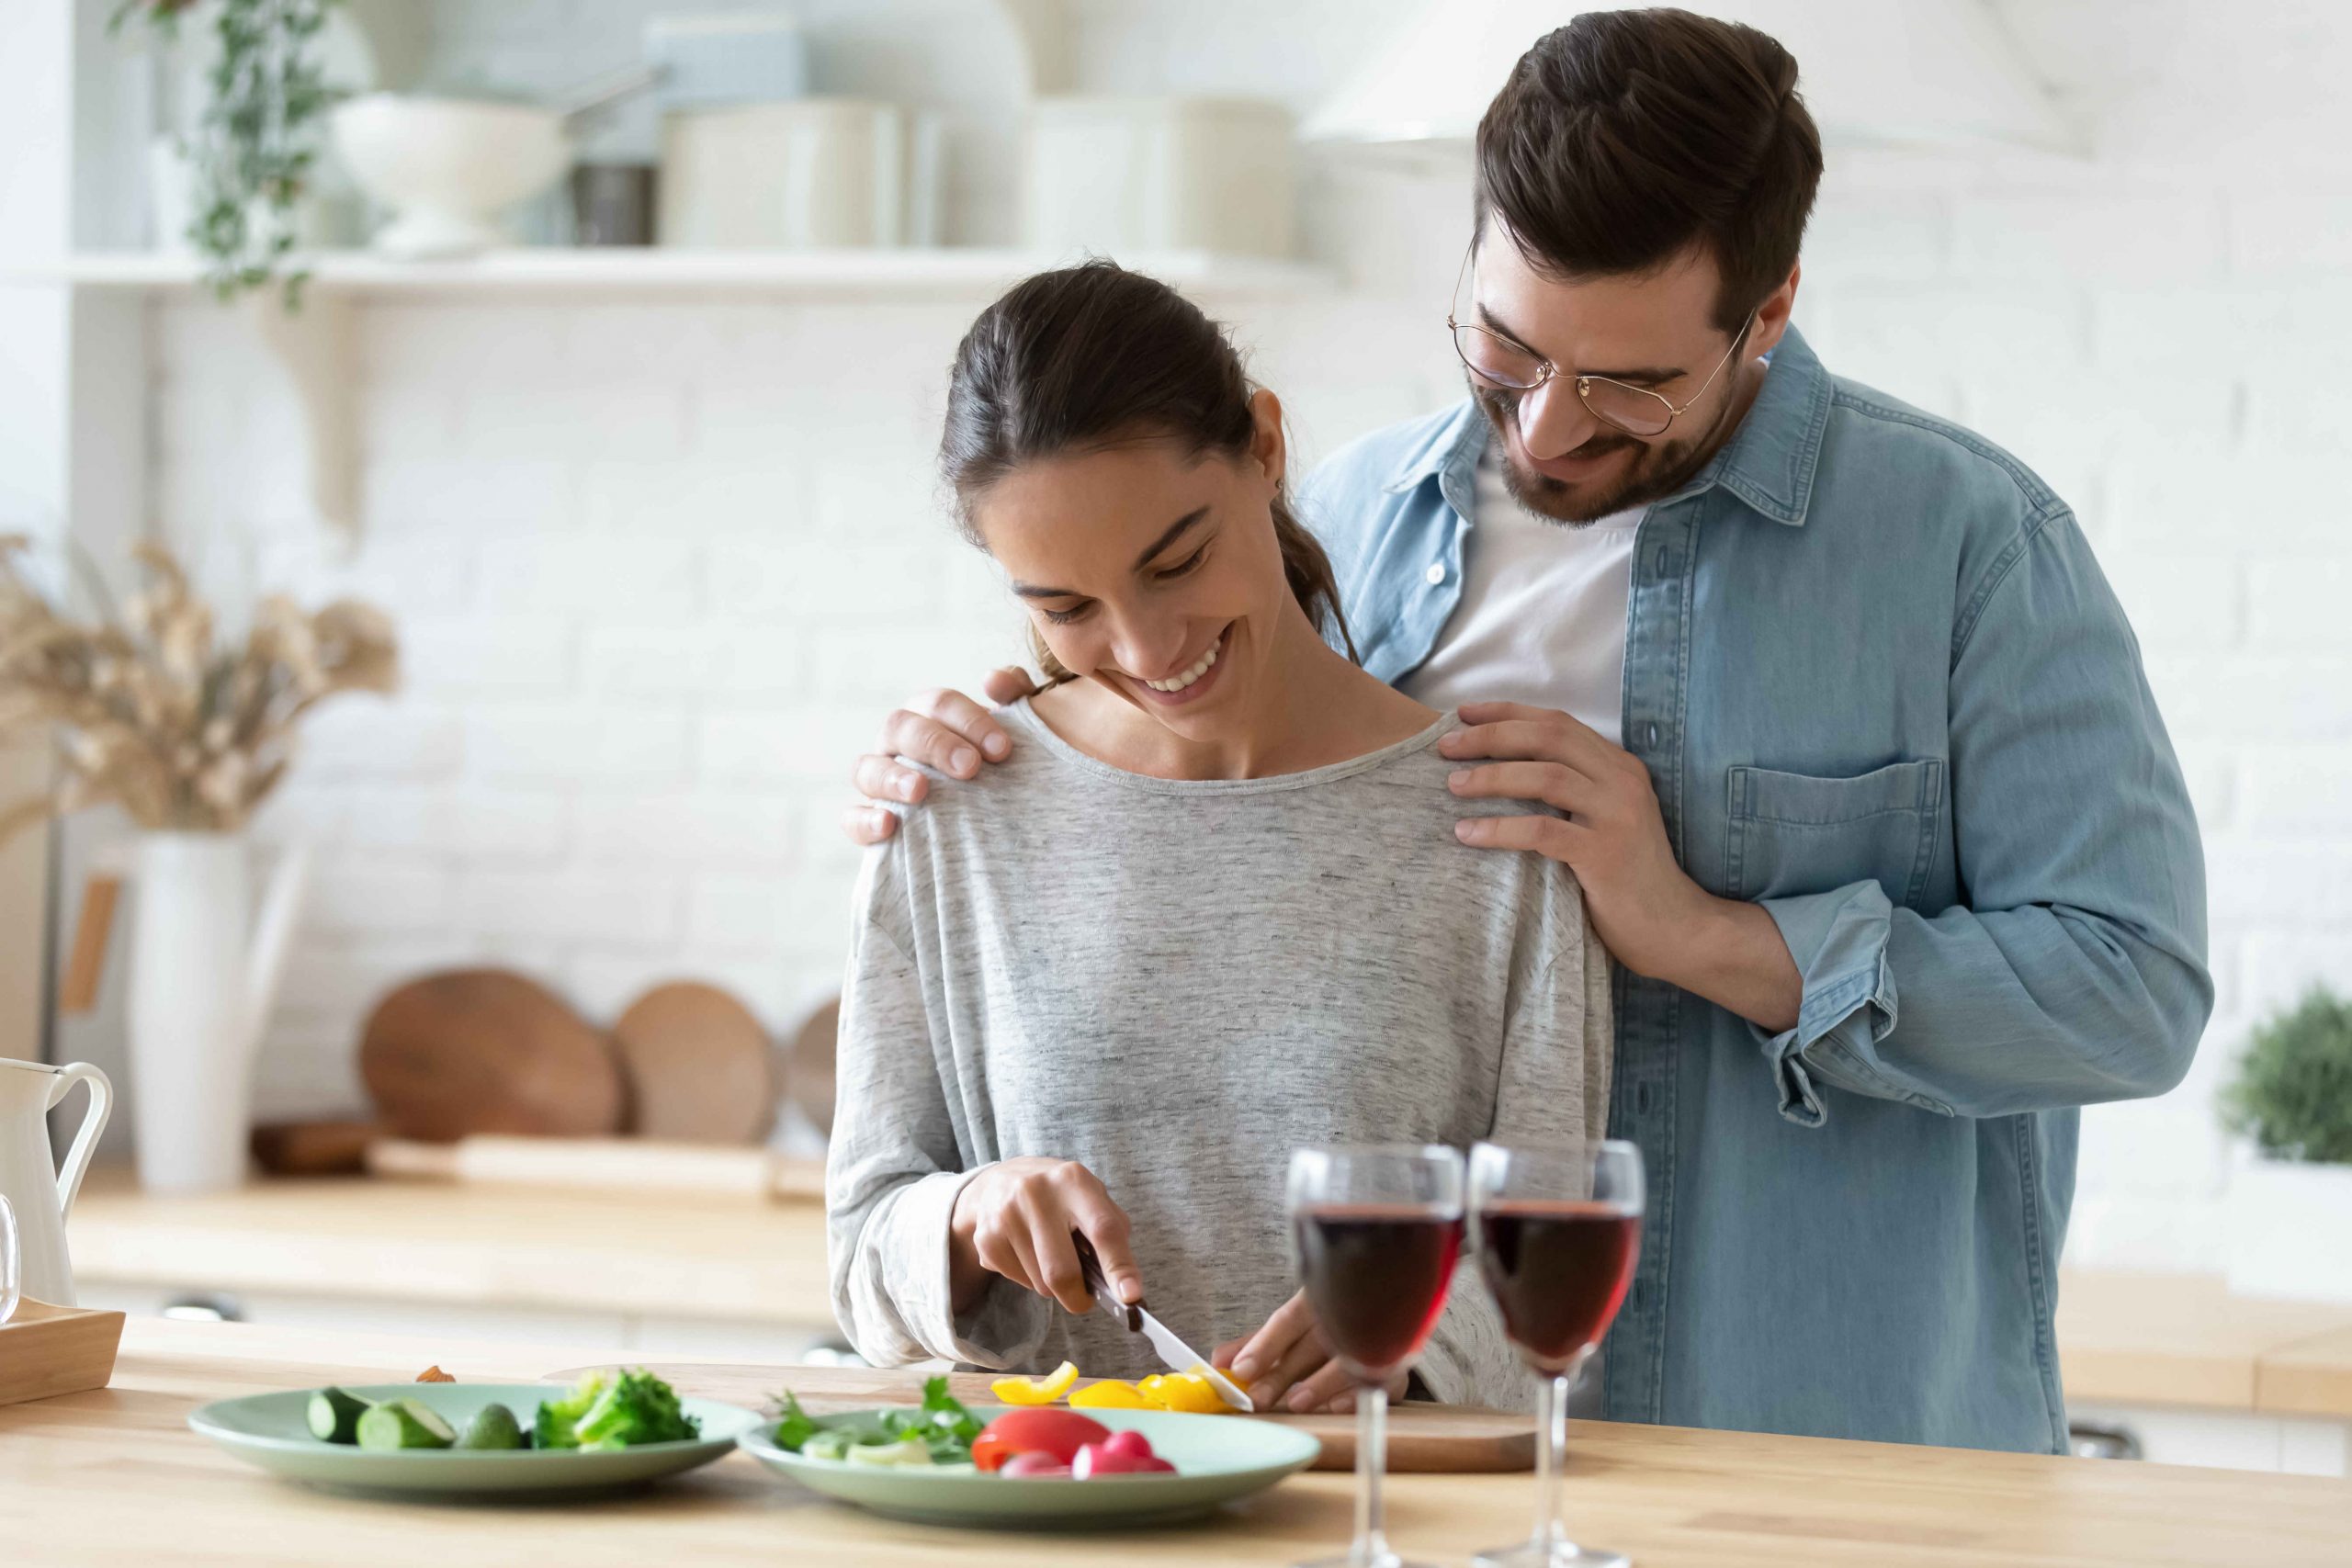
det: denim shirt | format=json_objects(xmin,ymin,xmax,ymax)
[{"xmin": 1297, "ymin": 326, "xmax": 2211, "ymax": 1453}]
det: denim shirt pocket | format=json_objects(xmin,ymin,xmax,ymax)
[{"xmin": 1724, "ymin": 759, "xmax": 1948, "ymax": 910}]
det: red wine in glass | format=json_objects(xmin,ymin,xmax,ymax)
[
  {"xmin": 1469, "ymin": 1141, "xmax": 1645, "ymax": 1568},
  {"xmin": 1286, "ymin": 1145, "xmax": 1464, "ymax": 1568},
  {"xmin": 1295, "ymin": 1203, "xmax": 1463, "ymax": 1375},
  {"xmin": 1476, "ymin": 1201, "xmax": 1641, "ymax": 1372}
]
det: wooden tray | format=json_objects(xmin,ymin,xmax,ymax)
[
  {"xmin": 546, "ymin": 1361, "xmax": 1536, "ymax": 1473},
  {"xmin": 0, "ymin": 1298, "xmax": 126, "ymax": 1407}
]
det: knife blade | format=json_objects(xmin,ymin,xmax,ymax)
[{"xmin": 1072, "ymin": 1233, "xmax": 1255, "ymax": 1413}]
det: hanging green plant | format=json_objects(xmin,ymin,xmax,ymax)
[{"xmin": 112, "ymin": 0, "xmax": 345, "ymax": 307}]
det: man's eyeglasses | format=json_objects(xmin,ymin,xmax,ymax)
[{"xmin": 1447, "ymin": 246, "xmax": 1756, "ymax": 439}]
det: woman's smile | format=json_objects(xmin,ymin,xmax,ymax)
[{"xmin": 1125, "ymin": 625, "xmax": 1231, "ymax": 707}]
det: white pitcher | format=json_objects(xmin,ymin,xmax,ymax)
[{"xmin": 0, "ymin": 1056, "xmax": 112, "ymax": 1307}]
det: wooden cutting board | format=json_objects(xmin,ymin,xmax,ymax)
[
  {"xmin": 543, "ymin": 1361, "xmax": 1535, "ymax": 1473},
  {"xmin": 611, "ymin": 981, "xmax": 775, "ymax": 1144},
  {"xmin": 360, "ymin": 969, "xmax": 625, "ymax": 1141},
  {"xmin": 368, "ymin": 1134, "xmax": 824, "ymax": 1201}
]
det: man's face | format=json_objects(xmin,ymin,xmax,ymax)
[{"xmin": 1464, "ymin": 225, "xmax": 1766, "ymax": 524}]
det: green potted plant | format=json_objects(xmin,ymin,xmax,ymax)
[
  {"xmin": 113, "ymin": 0, "xmax": 351, "ymax": 303},
  {"xmin": 2222, "ymin": 987, "xmax": 2352, "ymax": 1303}
]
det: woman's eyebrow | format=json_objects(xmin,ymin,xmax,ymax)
[
  {"xmin": 1010, "ymin": 506, "xmax": 1212, "ymax": 600},
  {"xmin": 1475, "ymin": 300, "xmax": 1686, "ymax": 384},
  {"xmin": 1129, "ymin": 505, "xmax": 1210, "ymax": 570}
]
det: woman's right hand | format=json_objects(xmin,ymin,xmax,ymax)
[
  {"xmin": 842, "ymin": 671, "xmax": 1042, "ymax": 846},
  {"xmin": 949, "ymin": 1156, "xmax": 1145, "ymax": 1315}
]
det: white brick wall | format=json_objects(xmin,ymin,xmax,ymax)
[{"xmin": 145, "ymin": 0, "xmax": 2350, "ymax": 1274}]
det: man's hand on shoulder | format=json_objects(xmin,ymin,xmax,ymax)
[
  {"xmin": 841, "ymin": 668, "xmax": 1040, "ymax": 846},
  {"xmin": 1441, "ymin": 699, "xmax": 1801, "ymax": 1032}
]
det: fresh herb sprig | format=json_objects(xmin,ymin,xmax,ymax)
[{"xmin": 771, "ymin": 1376, "xmax": 983, "ymax": 1464}]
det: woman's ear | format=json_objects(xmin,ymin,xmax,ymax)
[{"xmin": 1248, "ymin": 388, "xmax": 1287, "ymax": 491}]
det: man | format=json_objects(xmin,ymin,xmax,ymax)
[{"xmin": 844, "ymin": 10, "xmax": 2209, "ymax": 1453}]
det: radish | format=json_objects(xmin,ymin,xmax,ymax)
[{"xmin": 1072, "ymin": 1439, "xmax": 1178, "ymax": 1478}]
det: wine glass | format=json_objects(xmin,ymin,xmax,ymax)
[
  {"xmin": 1287, "ymin": 1144, "xmax": 1465, "ymax": 1568},
  {"xmin": 1469, "ymin": 1139, "xmax": 1645, "ymax": 1568}
]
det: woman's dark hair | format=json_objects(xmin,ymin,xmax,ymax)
[
  {"xmin": 939, "ymin": 261, "xmax": 1356, "ymax": 682},
  {"xmin": 1476, "ymin": 8, "xmax": 1822, "ymax": 331}
]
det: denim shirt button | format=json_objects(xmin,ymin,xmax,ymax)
[
  {"xmin": 1424, "ymin": 562, "xmax": 1446, "ymax": 586},
  {"xmin": 1645, "ymin": 721, "xmax": 1660, "ymax": 748}
]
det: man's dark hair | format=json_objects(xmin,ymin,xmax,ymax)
[{"xmin": 1475, "ymin": 7, "xmax": 1823, "ymax": 331}]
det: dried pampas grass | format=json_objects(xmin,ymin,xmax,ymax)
[{"xmin": 0, "ymin": 536, "xmax": 398, "ymax": 840}]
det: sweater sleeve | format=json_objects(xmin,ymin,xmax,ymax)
[
  {"xmin": 824, "ymin": 845, "xmax": 1054, "ymax": 1370},
  {"xmin": 1414, "ymin": 873, "xmax": 1614, "ymax": 1408}
]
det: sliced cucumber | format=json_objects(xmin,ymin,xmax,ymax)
[
  {"xmin": 356, "ymin": 1397, "xmax": 458, "ymax": 1450},
  {"xmin": 800, "ymin": 1428, "xmax": 854, "ymax": 1462},
  {"xmin": 306, "ymin": 1386, "xmax": 370, "ymax": 1444},
  {"xmin": 457, "ymin": 1402, "xmax": 525, "ymax": 1450},
  {"xmin": 843, "ymin": 1436, "xmax": 933, "ymax": 1467}
]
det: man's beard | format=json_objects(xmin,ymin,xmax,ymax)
[{"xmin": 1469, "ymin": 379, "xmax": 1722, "ymax": 525}]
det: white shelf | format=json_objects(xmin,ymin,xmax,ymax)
[
  {"xmin": 12, "ymin": 244, "xmax": 1338, "ymax": 540},
  {"xmin": 14, "ymin": 247, "xmax": 1338, "ymax": 300}
]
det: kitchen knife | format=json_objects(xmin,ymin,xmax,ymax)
[{"xmin": 1072, "ymin": 1234, "xmax": 1254, "ymax": 1413}]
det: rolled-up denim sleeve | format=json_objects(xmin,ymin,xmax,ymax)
[{"xmin": 1749, "ymin": 506, "xmax": 2212, "ymax": 1124}]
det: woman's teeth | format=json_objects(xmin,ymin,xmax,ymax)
[{"xmin": 1144, "ymin": 635, "xmax": 1221, "ymax": 693}]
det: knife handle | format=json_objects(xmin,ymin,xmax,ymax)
[{"xmin": 1071, "ymin": 1231, "xmax": 1143, "ymax": 1329}]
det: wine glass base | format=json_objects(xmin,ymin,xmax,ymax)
[
  {"xmin": 1294, "ymin": 1555, "xmax": 1448, "ymax": 1568},
  {"xmin": 1471, "ymin": 1540, "xmax": 1630, "ymax": 1568}
]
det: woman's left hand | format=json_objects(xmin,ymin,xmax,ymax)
[{"xmin": 1213, "ymin": 1289, "xmax": 1407, "ymax": 1414}]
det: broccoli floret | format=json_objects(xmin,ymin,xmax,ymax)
[
  {"xmin": 571, "ymin": 1369, "xmax": 701, "ymax": 1451},
  {"xmin": 531, "ymin": 1369, "xmax": 701, "ymax": 1451},
  {"xmin": 532, "ymin": 1371, "xmax": 608, "ymax": 1450}
]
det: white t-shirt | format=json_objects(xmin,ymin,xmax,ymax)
[{"xmin": 1398, "ymin": 446, "xmax": 1643, "ymax": 743}]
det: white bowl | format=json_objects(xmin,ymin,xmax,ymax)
[{"xmin": 333, "ymin": 94, "xmax": 570, "ymax": 260}]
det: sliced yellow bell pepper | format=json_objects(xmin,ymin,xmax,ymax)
[
  {"xmin": 1069, "ymin": 1378, "xmax": 1152, "ymax": 1410},
  {"xmin": 989, "ymin": 1360, "xmax": 1080, "ymax": 1406},
  {"xmin": 1137, "ymin": 1366, "xmax": 1236, "ymax": 1415}
]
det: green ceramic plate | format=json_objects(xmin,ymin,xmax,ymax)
[
  {"xmin": 188, "ymin": 1382, "xmax": 765, "ymax": 1495},
  {"xmin": 737, "ymin": 1404, "xmax": 1321, "ymax": 1529}
]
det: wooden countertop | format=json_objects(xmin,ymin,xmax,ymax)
[
  {"xmin": 5, "ymin": 1318, "xmax": 2347, "ymax": 1568},
  {"xmin": 67, "ymin": 1168, "xmax": 835, "ymax": 1328},
  {"xmin": 67, "ymin": 1170, "xmax": 2352, "ymax": 1416},
  {"xmin": 2053, "ymin": 1268, "xmax": 2352, "ymax": 1417}
]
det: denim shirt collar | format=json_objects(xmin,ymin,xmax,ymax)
[{"xmin": 1381, "ymin": 324, "xmax": 1836, "ymax": 528}]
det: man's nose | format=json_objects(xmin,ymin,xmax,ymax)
[{"xmin": 1518, "ymin": 377, "xmax": 1606, "ymax": 460}]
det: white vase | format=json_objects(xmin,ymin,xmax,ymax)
[
  {"xmin": 124, "ymin": 832, "xmax": 308, "ymax": 1195},
  {"xmin": 2225, "ymin": 1151, "xmax": 2352, "ymax": 1303}
]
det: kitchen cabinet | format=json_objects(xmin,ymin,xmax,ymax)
[{"xmin": 6, "ymin": 1315, "xmax": 2348, "ymax": 1567}]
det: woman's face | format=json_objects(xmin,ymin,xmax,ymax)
[{"xmin": 970, "ymin": 394, "xmax": 1293, "ymax": 742}]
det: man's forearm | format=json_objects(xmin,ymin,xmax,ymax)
[{"xmin": 1650, "ymin": 893, "xmax": 1803, "ymax": 1033}]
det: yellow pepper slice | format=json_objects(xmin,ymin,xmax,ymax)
[
  {"xmin": 989, "ymin": 1360, "xmax": 1080, "ymax": 1406},
  {"xmin": 1069, "ymin": 1379, "xmax": 1153, "ymax": 1410},
  {"xmin": 1137, "ymin": 1367, "xmax": 1235, "ymax": 1415}
]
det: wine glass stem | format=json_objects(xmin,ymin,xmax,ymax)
[
  {"xmin": 1352, "ymin": 1378, "xmax": 1391, "ymax": 1565},
  {"xmin": 1532, "ymin": 1355, "xmax": 1585, "ymax": 1550}
]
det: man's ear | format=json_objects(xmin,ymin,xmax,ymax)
[
  {"xmin": 1746, "ymin": 261, "xmax": 1802, "ymax": 360},
  {"xmin": 1249, "ymin": 387, "xmax": 1287, "ymax": 491}
]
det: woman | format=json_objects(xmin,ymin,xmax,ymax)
[{"xmin": 826, "ymin": 262, "xmax": 1611, "ymax": 1415}]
